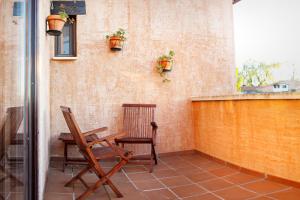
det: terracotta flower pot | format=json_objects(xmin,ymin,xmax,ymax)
[
  {"xmin": 46, "ymin": 15, "xmax": 67, "ymax": 36},
  {"xmin": 159, "ymin": 59, "xmax": 172, "ymax": 71},
  {"xmin": 109, "ymin": 36, "xmax": 124, "ymax": 51}
]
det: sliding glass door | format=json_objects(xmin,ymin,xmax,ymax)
[{"xmin": 0, "ymin": 0, "xmax": 37, "ymax": 199}]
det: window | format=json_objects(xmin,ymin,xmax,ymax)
[{"xmin": 55, "ymin": 16, "xmax": 76, "ymax": 57}]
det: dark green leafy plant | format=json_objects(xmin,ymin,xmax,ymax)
[
  {"xmin": 156, "ymin": 50, "xmax": 175, "ymax": 82},
  {"xmin": 106, "ymin": 28, "xmax": 127, "ymax": 40}
]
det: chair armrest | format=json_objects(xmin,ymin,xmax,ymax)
[
  {"xmin": 87, "ymin": 132, "xmax": 126, "ymax": 148},
  {"xmin": 151, "ymin": 122, "xmax": 158, "ymax": 130},
  {"xmin": 151, "ymin": 122, "xmax": 158, "ymax": 144},
  {"xmin": 83, "ymin": 127, "xmax": 108, "ymax": 137}
]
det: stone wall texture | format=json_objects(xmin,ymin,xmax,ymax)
[{"xmin": 50, "ymin": 0, "xmax": 236, "ymax": 157}]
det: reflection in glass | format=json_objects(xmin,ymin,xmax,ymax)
[{"xmin": 0, "ymin": 0, "xmax": 26, "ymax": 199}]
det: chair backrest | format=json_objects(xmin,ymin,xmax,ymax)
[
  {"xmin": 60, "ymin": 106, "xmax": 88, "ymax": 150},
  {"xmin": 60, "ymin": 106, "xmax": 98, "ymax": 166},
  {"xmin": 0, "ymin": 106, "xmax": 23, "ymax": 159},
  {"xmin": 123, "ymin": 104, "xmax": 156, "ymax": 138}
]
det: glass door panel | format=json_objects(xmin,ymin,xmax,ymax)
[{"xmin": 0, "ymin": 0, "xmax": 26, "ymax": 199}]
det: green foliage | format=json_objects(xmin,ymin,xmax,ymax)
[
  {"xmin": 156, "ymin": 50, "xmax": 175, "ymax": 83},
  {"xmin": 158, "ymin": 50, "xmax": 175, "ymax": 61},
  {"xmin": 106, "ymin": 28, "xmax": 127, "ymax": 40},
  {"xmin": 236, "ymin": 60, "xmax": 281, "ymax": 91},
  {"xmin": 58, "ymin": 4, "xmax": 74, "ymax": 23}
]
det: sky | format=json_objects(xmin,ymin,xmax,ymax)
[{"xmin": 233, "ymin": 0, "xmax": 300, "ymax": 81}]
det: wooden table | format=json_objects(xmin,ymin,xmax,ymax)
[{"xmin": 58, "ymin": 132, "xmax": 98, "ymax": 171}]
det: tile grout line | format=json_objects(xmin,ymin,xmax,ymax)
[
  {"xmin": 178, "ymin": 156, "xmax": 234, "ymax": 200},
  {"xmin": 180, "ymin": 155, "xmax": 278, "ymax": 199},
  {"xmin": 244, "ymin": 186, "xmax": 293, "ymax": 200},
  {"xmin": 154, "ymin": 158, "xmax": 184, "ymax": 200},
  {"xmin": 121, "ymin": 168, "xmax": 139, "ymax": 190},
  {"xmin": 159, "ymin": 157, "xmax": 225, "ymax": 200}
]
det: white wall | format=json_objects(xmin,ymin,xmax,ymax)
[{"xmin": 37, "ymin": 0, "xmax": 51, "ymax": 199}]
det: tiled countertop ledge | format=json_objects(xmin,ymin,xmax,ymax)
[{"xmin": 191, "ymin": 93, "xmax": 300, "ymax": 101}]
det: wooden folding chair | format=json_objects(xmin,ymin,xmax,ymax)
[
  {"xmin": 115, "ymin": 104, "xmax": 158, "ymax": 172},
  {"xmin": 60, "ymin": 106, "xmax": 132, "ymax": 200},
  {"xmin": 0, "ymin": 107, "xmax": 24, "ymax": 199}
]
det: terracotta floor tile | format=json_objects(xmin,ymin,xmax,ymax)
[
  {"xmin": 127, "ymin": 172, "xmax": 155, "ymax": 181},
  {"xmin": 248, "ymin": 196, "xmax": 273, "ymax": 200},
  {"xmin": 153, "ymin": 169, "xmax": 178, "ymax": 178},
  {"xmin": 224, "ymin": 173, "xmax": 263, "ymax": 185},
  {"xmin": 189, "ymin": 158, "xmax": 211, "ymax": 167},
  {"xmin": 267, "ymin": 188, "xmax": 300, "ymax": 200},
  {"xmin": 159, "ymin": 156, "xmax": 182, "ymax": 164},
  {"xmin": 243, "ymin": 180, "xmax": 290, "ymax": 194},
  {"xmin": 209, "ymin": 167, "xmax": 238, "ymax": 177},
  {"xmin": 109, "ymin": 191, "xmax": 149, "ymax": 200},
  {"xmin": 143, "ymin": 188, "xmax": 178, "ymax": 200},
  {"xmin": 74, "ymin": 186, "xmax": 110, "ymax": 200},
  {"xmin": 168, "ymin": 162, "xmax": 195, "ymax": 170},
  {"xmin": 197, "ymin": 162, "xmax": 225, "ymax": 171},
  {"xmin": 45, "ymin": 178, "xmax": 74, "ymax": 193},
  {"xmin": 185, "ymin": 172, "xmax": 217, "ymax": 183},
  {"xmin": 44, "ymin": 193, "xmax": 74, "ymax": 200},
  {"xmin": 214, "ymin": 186, "xmax": 257, "ymax": 200},
  {"xmin": 184, "ymin": 193, "xmax": 222, "ymax": 200},
  {"xmin": 199, "ymin": 178, "xmax": 234, "ymax": 191},
  {"xmin": 170, "ymin": 184, "xmax": 206, "ymax": 198},
  {"xmin": 160, "ymin": 176, "xmax": 192, "ymax": 187},
  {"xmin": 175, "ymin": 168, "xmax": 204, "ymax": 177},
  {"xmin": 133, "ymin": 179, "xmax": 164, "ymax": 190},
  {"xmin": 152, "ymin": 163, "xmax": 171, "ymax": 171},
  {"xmin": 105, "ymin": 181, "xmax": 138, "ymax": 197},
  {"xmin": 45, "ymin": 156, "xmax": 298, "ymax": 200},
  {"xmin": 123, "ymin": 165, "xmax": 148, "ymax": 173},
  {"xmin": 7, "ymin": 192, "xmax": 25, "ymax": 200}
]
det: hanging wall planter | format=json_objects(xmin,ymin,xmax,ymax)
[
  {"xmin": 46, "ymin": 14, "xmax": 67, "ymax": 36},
  {"xmin": 47, "ymin": 1, "xmax": 86, "ymax": 36},
  {"xmin": 156, "ymin": 50, "xmax": 175, "ymax": 82},
  {"xmin": 106, "ymin": 28, "xmax": 126, "ymax": 51}
]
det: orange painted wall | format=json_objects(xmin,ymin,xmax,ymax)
[{"xmin": 193, "ymin": 99, "xmax": 300, "ymax": 182}]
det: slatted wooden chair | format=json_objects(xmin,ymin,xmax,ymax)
[
  {"xmin": 60, "ymin": 106, "xmax": 132, "ymax": 200},
  {"xmin": 115, "ymin": 104, "xmax": 158, "ymax": 172},
  {"xmin": 0, "ymin": 107, "xmax": 24, "ymax": 199}
]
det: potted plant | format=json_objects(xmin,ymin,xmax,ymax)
[
  {"xmin": 156, "ymin": 50, "xmax": 175, "ymax": 82},
  {"xmin": 47, "ymin": 4, "xmax": 74, "ymax": 36},
  {"xmin": 106, "ymin": 28, "xmax": 126, "ymax": 51}
]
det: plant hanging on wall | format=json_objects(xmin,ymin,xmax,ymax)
[
  {"xmin": 47, "ymin": 4, "xmax": 74, "ymax": 36},
  {"xmin": 156, "ymin": 50, "xmax": 175, "ymax": 82},
  {"xmin": 106, "ymin": 28, "xmax": 127, "ymax": 51}
]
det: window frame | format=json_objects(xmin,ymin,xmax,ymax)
[{"xmin": 54, "ymin": 15, "xmax": 77, "ymax": 57}]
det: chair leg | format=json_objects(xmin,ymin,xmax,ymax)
[
  {"xmin": 63, "ymin": 143, "xmax": 68, "ymax": 172},
  {"xmin": 104, "ymin": 179, "xmax": 123, "ymax": 198},
  {"xmin": 76, "ymin": 158, "xmax": 128, "ymax": 200},
  {"xmin": 0, "ymin": 165, "xmax": 23, "ymax": 186},
  {"xmin": 99, "ymin": 159, "xmax": 127, "ymax": 197},
  {"xmin": 151, "ymin": 143, "xmax": 158, "ymax": 165},
  {"xmin": 65, "ymin": 166, "xmax": 90, "ymax": 187}
]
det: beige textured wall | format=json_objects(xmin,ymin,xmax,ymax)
[
  {"xmin": 50, "ymin": 0, "xmax": 236, "ymax": 157},
  {"xmin": 193, "ymin": 100, "xmax": 300, "ymax": 182}
]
